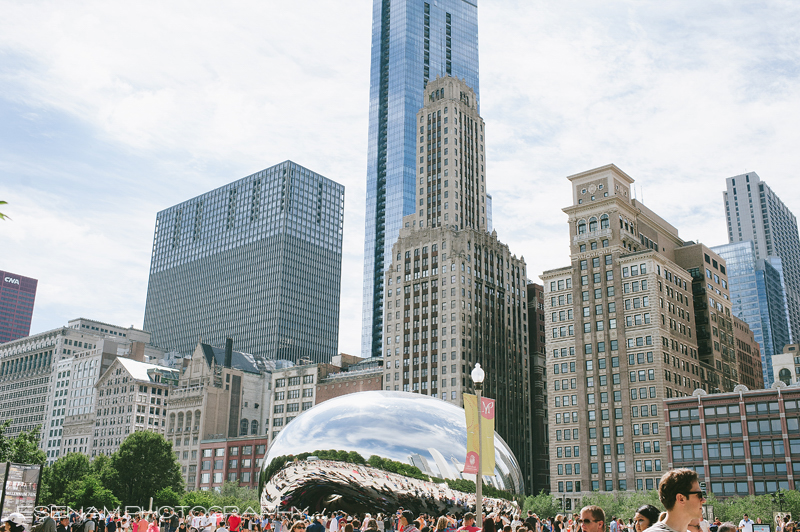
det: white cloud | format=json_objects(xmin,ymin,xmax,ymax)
[{"xmin": 1, "ymin": 0, "xmax": 800, "ymax": 357}]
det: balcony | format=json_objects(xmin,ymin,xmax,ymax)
[{"xmin": 573, "ymin": 228, "xmax": 612, "ymax": 245}]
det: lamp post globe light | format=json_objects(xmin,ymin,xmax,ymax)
[{"xmin": 471, "ymin": 363, "xmax": 485, "ymax": 523}]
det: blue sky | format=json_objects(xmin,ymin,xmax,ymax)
[{"xmin": 1, "ymin": 0, "xmax": 799, "ymax": 358}]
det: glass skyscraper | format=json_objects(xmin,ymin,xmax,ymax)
[
  {"xmin": 724, "ymin": 172, "xmax": 800, "ymax": 342},
  {"xmin": 361, "ymin": 0, "xmax": 480, "ymax": 357},
  {"xmin": 143, "ymin": 161, "xmax": 344, "ymax": 364},
  {"xmin": 0, "ymin": 271, "xmax": 37, "ymax": 343},
  {"xmin": 713, "ymin": 241, "xmax": 791, "ymax": 386}
]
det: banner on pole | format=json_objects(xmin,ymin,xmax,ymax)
[{"xmin": 463, "ymin": 393, "xmax": 495, "ymax": 475}]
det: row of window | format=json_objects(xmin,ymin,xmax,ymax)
[
  {"xmin": 274, "ymin": 388, "xmax": 313, "ymax": 400},
  {"xmin": 559, "ymin": 478, "xmax": 659, "ymax": 493},
  {"xmin": 274, "ymin": 375, "xmax": 314, "ymax": 387}
]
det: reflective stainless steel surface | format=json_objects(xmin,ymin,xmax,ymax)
[{"xmin": 263, "ymin": 391, "xmax": 523, "ymax": 493}]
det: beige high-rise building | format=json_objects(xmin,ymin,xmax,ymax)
[
  {"xmin": 542, "ymin": 164, "xmax": 704, "ymax": 505},
  {"xmin": 382, "ymin": 76, "xmax": 533, "ymax": 490}
]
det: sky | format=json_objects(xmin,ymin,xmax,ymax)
[{"xmin": 1, "ymin": 0, "xmax": 800, "ymax": 358}]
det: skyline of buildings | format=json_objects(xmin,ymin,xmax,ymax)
[
  {"xmin": 362, "ymin": 0, "xmax": 481, "ymax": 359},
  {"xmin": 143, "ymin": 160, "xmax": 345, "ymax": 365},
  {"xmin": 3, "ymin": 1, "xmax": 800, "ymax": 502}
]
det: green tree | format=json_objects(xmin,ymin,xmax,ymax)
[
  {"xmin": 107, "ymin": 431, "xmax": 183, "ymax": 506},
  {"xmin": 41, "ymin": 453, "xmax": 91, "ymax": 506},
  {"xmin": 712, "ymin": 493, "xmax": 773, "ymax": 525},
  {"xmin": 347, "ymin": 451, "xmax": 366, "ymax": 464},
  {"xmin": 154, "ymin": 487, "xmax": 182, "ymax": 508},
  {"xmin": 182, "ymin": 490, "xmax": 216, "ymax": 511},
  {"xmin": 0, "ymin": 420, "xmax": 46, "ymax": 464},
  {"xmin": 63, "ymin": 475, "xmax": 120, "ymax": 510},
  {"xmin": 522, "ymin": 491, "xmax": 562, "ymax": 519},
  {"xmin": 0, "ymin": 200, "xmax": 9, "ymax": 221}
]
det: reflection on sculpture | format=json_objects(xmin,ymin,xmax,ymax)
[
  {"xmin": 261, "ymin": 458, "xmax": 519, "ymax": 515},
  {"xmin": 260, "ymin": 391, "xmax": 524, "ymax": 512}
]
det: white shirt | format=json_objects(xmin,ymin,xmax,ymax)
[{"xmin": 739, "ymin": 520, "xmax": 754, "ymax": 532}]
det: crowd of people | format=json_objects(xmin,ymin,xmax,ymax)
[{"xmin": 10, "ymin": 468, "xmax": 797, "ymax": 532}]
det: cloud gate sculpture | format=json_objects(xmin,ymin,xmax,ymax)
[{"xmin": 260, "ymin": 391, "xmax": 523, "ymax": 514}]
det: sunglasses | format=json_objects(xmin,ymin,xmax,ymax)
[{"xmin": 685, "ymin": 490, "xmax": 707, "ymax": 499}]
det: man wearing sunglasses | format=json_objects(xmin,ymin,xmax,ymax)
[
  {"xmin": 580, "ymin": 506, "xmax": 605, "ymax": 532},
  {"xmin": 645, "ymin": 469, "xmax": 706, "ymax": 532}
]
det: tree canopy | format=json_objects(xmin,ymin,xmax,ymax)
[
  {"xmin": 107, "ymin": 430, "xmax": 183, "ymax": 507},
  {"xmin": 0, "ymin": 420, "xmax": 46, "ymax": 464}
]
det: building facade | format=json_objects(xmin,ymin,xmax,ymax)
[
  {"xmin": 674, "ymin": 244, "xmax": 737, "ymax": 392},
  {"xmin": 665, "ymin": 385, "xmax": 800, "ymax": 497},
  {"xmin": 0, "ymin": 317, "xmax": 151, "ymax": 457},
  {"xmin": 542, "ymin": 164, "xmax": 712, "ymax": 506},
  {"xmin": 380, "ymin": 76, "xmax": 532, "ymax": 493},
  {"xmin": 165, "ymin": 341, "xmax": 273, "ymax": 490},
  {"xmin": 772, "ymin": 344, "xmax": 800, "ymax": 385},
  {"xmin": 362, "ymin": 0, "xmax": 480, "ymax": 358},
  {"xmin": 733, "ymin": 316, "xmax": 764, "ymax": 390},
  {"xmin": 713, "ymin": 241, "xmax": 791, "ymax": 386},
  {"xmin": 144, "ymin": 160, "xmax": 344, "ymax": 364},
  {"xmin": 93, "ymin": 357, "xmax": 178, "ymax": 457},
  {"xmin": 526, "ymin": 283, "xmax": 550, "ymax": 494},
  {"xmin": 197, "ymin": 437, "xmax": 268, "ymax": 492},
  {"xmin": 315, "ymin": 363, "xmax": 384, "ymax": 404},
  {"xmin": 267, "ymin": 363, "xmax": 338, "ymax": 441},
  {"xmin": 0, "ymin": 271, "xmax": 37, "ymax": 344},
  {"xmin": 724, "ymin": 172, "xmax": 800, "ymax": 343}
]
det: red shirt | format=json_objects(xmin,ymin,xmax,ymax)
[{"xmin": 229, "ymin": 516, "xmax": 242, "ymax": 532}]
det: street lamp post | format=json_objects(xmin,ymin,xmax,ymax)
[{"xmin": 471, "ymin": 363, "xmax": 485, "ymax": 524}]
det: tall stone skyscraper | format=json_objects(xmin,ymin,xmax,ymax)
[
  {"xmin": 143, "ymin": 161, "xmax": 344, "ymax": 364},
  {"xmin": 541, "ymin": 165, "xmax": 745, "ymax": 505},
  {"xmin": 362, "ymin": 0, "xmax": 480, "ymax": 358},
  {"xmin": 381, "ymin": 76, "xmax": 532, "ymax": 491},
  {"xmin": 724, "ymin": 172, "xmax": 799, "ymax": 343}
]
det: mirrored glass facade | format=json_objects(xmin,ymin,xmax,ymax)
[
  {"xmin": 362, "ymin": 0, "xmax": 480, "ymax": 357},
  {"xmin": 724, "ymin": 172, "xmax": 800, "ymax": 343},
  {"xmin": 713, "ymin": 241, "xmax": 791, "ymax": 386},
  {"xmin": 143, "ymin": 161, "xmax": 344, "ymax": 364}
]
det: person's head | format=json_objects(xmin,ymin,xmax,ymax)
[
  {"xmin": 436, "ymin": 517, "xmax": 449, "ymax": 531},
  {"xmin": 463, "ymin": 514, "xmax": 476, "ymax": 527},
  {"xmin": 718, "ymin": 524, "xmax": 736, "ymax": 532},
  {"xmin": 482, "ymin": 518, "xmax": 495, "ymax": 532},
  {"xmin": 634, "ymin": 506, "xmax": 660, "ymax": 532},
  {"xmin": 61, "ymin": 517, "xmax": 70, "ymax": 527},
  {"xmin": 756, "ymin": 519, "xmax": 762, "ymax": 525},
  {"xmin": 292, "ymin": 523, "xmax": 307, "ymax": 532},
  {"xmin": 344, "ymin": 526, "xmax": 353, "ymax": 532},
  {"xmin": 400, "ymin": 512, "xmax": 415, "ymax": 529},
  {"xmin": 503, "ymin": 526, "xmax": 512, "ymax": 532},
  {"xmin": 658, "ymin": 469, "xmax": 704, "ymax": 513},
  {"xmin": 579, "ymin": 506, "xmax": 605, "ymax": 532}
]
